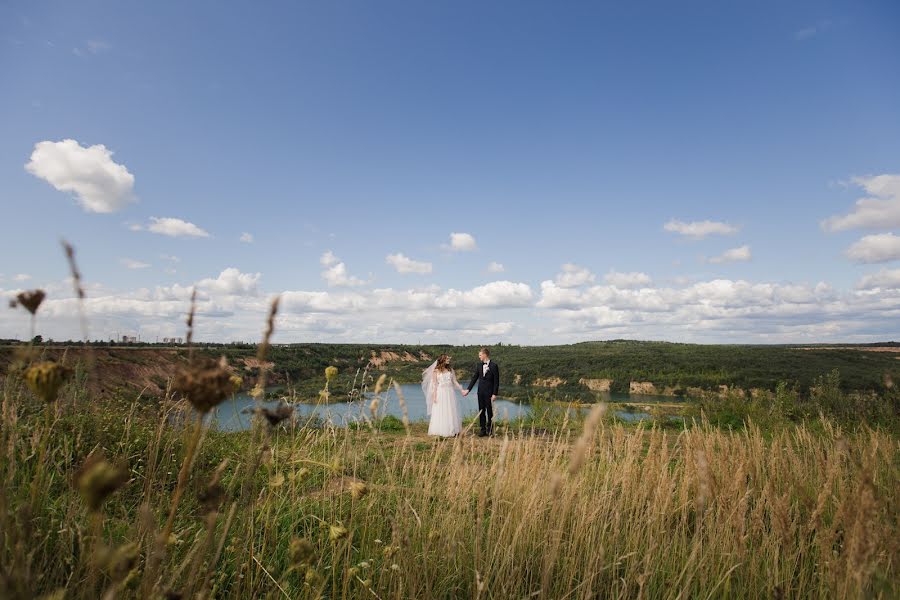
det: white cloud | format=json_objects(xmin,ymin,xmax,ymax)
[
  {"xmin": 196, "ymin": 268, "xmax": 261, "ymax": 296},
  {"xmin": 604, "ymin": 271, "xmax": 652, "ymax": 288},
  {"xmin": 13, "ymin": 274, "xmax": 31, "ymax": 282},
  {"xmin": 386, "ymin": 253, "xmax": 432, "ymax": 274},
  {"xmin": 664, "ymin": 219, "xmax": 739, "ymax": 239},
  {"xmin": 320, "ymin": 250, "xmax": 339, "ymax": 267},
  {"xmin": 120, "ymin": 258, "xmax": 150, "ymax": 270},
  {"xmin": 486, "ymin": 261, "xmax": 505, "ymax": 273},
  {"xmin": 708, "ymin": 245, "xmax": 752, "ymax": 264},
  {"xmin": 857, "ymin": 269, "xmax": 900, "ymax": 290},
  {"xmin": 239, "ymin": 232, "xmax": 254, "ymax": 243},
  {"xmin": 846, "ymin": 233, "xmax": 900, "ymax": 264},
  {"xmin": 822, "ymin": 174, "xmax": 900, "ymax": 232},
  {"xmin": 133, "ymin": 217, "xmax": 210, "ymax": 238},
  {"xmin": 25, "ymin": 139, "xmax": 136, "ymax": 213},
  {"xmin": 554, "ymin": 264, "xmax": 595, "ymax": 288},
  {"xmin": 446, "ymin": 232, "xmax": 477, "ymax": 252},
  {"xmin": 320, "ymin": 251, "xmax": 366, "ymax": 287},
  {"xmin": 160, "ymin": 254, "xmax": 180, "ymax": 263}
]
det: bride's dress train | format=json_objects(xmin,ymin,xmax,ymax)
[{"xmin": 427, "ymin": 370, "xmax": 463, "ymax": 437}]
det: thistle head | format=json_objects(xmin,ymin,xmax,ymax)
[
  {"xmin": 24, "ymin": 361, "xmax": 73, "ymax": 402},
  {"xmin": 173, "ymin": 356, "xmax": 232, "ymax": 413},
  {"xmin": 76, "ymin": 453, "xmax": 128, "ymax": 511},
  {"xmin": 11, "ymin": 289, "xmax": 46, "ymax": 315}
]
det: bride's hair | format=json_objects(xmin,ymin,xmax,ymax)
[{"xmin": 435, "ymin": 354, "xmax": 451, "ymax": 372}]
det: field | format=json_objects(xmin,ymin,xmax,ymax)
[
  {"xmin": 1, "ymin": 350, "xmax": 898, "ymax": 598},
  {"xmin": 2, "ymin": 275, "xmax": 898, "ymax": 599}
]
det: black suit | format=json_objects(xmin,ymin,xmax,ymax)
[{"xmin": 467, "ymin": 360, "xmax": 500, "ymax": 434}]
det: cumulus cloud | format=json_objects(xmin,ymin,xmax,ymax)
[
  {"xmin": 530, "ymin": 274, "xmax": 900, "ymax": 344},
  {"xmin": 283, "ymin": 280, "xmax": 533, "ymax": 313},
  {"xmin": 486, "ymin": 261, "xmax": 505, "ymax": 273},
  {"xmin": 846, "ymin": 233, "xmax": 900, "ymax": 264},
  {"xmin": 13, "ymin": 274, "xmax": 32, "ymax": 282},
  {"xmin": 320, "ymin": 251, "xmax": 366, "ymax": 287},
  {"xmin": 664, "ymin": 219, "xmax": 738, "ymax": 239},
  {"xmin": 25, "ymin": 139, "xmax": 136, "ymax": 213},
  {"xmin": 554, "ymin": 264, "xmax": 595, "ymax": 288},
  {"xmin": 239, "ymin": 232, "xmax": 254, "ymax": 243},
  {"xmin": 196, "ymin": 268, "xmax": 261, "ymax": 296},
  {"xmin": 132, "ymin": 217, "xmax": 210, "ymax": 238},
  {"xmin": 120, "ymin": 258, "xmax": 150, "ymax": 269},
  {"xmin": 708, "ymin": 245, "xmax": 752, "ymax": 264},
  {"xmin": 857, "ymin": 269, "xmax": 900, "ymax": 290},
  {"xmin": 604, "ymin": 271, "xmax": 652, "ymax": 288},
  {"xmin": 822, "ymin": 174, "xmax": 900, "ymax": 232},
  {"xmin": 386, "ymin": 253, "xmax": 432, "ymax": 274},
  {"xmin": 446, "ymin": 232, "xmax": 477, "ymax": 252}
]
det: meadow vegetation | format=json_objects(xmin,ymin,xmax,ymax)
[{"xmin": 0, "ymin": 249, "xmax": 897, "ymax": 598}]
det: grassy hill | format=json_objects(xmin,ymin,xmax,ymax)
[{"xmin": 4, "ymin": 340, "xmax": 898, "ymax": 402}]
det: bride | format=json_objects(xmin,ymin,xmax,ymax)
[{"xmin": 422, "ymin": 354, "xmax": 464, "ymax": 437}]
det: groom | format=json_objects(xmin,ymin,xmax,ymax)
[{"xmin": 462, "ymin": 347, "xmax": 499, "ymax": 437}]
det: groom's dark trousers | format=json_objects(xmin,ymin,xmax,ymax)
[{"xmin": 467, "ymin": 361, "xmax": 500, "ymax": 435}]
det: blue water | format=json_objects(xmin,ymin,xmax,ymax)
[{"xmin": 209, "ymin": 384, "xmax": 679, "ymax": 432}]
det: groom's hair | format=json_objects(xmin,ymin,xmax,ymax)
[{"xmin": 479, "ymin": 347, "xmax": 490, "ymax": 357}]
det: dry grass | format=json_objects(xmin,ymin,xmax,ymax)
[
  {"xmin": 1, "ymin": 249, "xmax": 897, "ymax": 599},
  {"xmin": 0, "ymin": 372, "xmax": 897, "ymax": 599}
]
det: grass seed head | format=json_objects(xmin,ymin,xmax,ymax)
[
  {"xmin": 350, "ymin": 481, "xmax": 369, "ymax": 499},
  {"xmin": 325, "ymin": 366, "xmax": 338, "ymax": 382},
  {"xmin": 329, "ymin": 524, "xmax": 349, "ymax": 542}
]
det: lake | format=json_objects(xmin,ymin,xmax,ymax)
[{"xmin": 210, "ymin": 384, "xmax": 682, "ymax": 432}]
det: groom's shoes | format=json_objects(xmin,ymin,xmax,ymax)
[{"xmin": 477, "ymin": 430, "xmax": 487, "ymax": 437}]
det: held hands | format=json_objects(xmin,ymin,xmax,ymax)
[{"xmin": 462, "ymin": 390, "xmax": 469, "ymax": 397}]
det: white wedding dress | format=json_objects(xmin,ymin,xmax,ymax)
[{"xmin": 424, "ymin": 368, "xmax": 463, "ymax": 437}]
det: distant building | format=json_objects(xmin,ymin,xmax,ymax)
[
  {"xmin": 162, "ymin": 337, "xmax": 184, "ymax": 344},
  {"xmin": 121, "ymin": 335, "xmax": 139, "ymax": 343}
]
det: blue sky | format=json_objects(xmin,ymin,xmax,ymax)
[{"xmin": 1, "ymin": 0, "xmax": 899, "ymax": 343}]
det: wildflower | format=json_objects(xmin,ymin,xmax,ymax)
[
  {"xmin": 11, "ymin": 289, "xmax": 46, "ymax": 315},
  {"xmin": 249, "ymin": 385, "xmax": 264, "ymax": 399},
  {"xmin": 304, "ymin": 568, "xmax": 322, "ymax": 586},
  {"xmin": 256, "ymin": 403, "xmax": 293, "ymax": 428},
  {"xmin": 383, "ymin": 545, "xmax": 398, "ymax": 558},
  {"xmin": 350, "ymin": 481, "xmax": 368, "ymax": 499},
  {"xmin": 390, "ymin": 563, "xmax": 400, "ymax": 572},
  {"xmin": 229, "ymin": 374, "xmax": 243, "ymax": 393},
  {"xmin": 325, "ymin": 366, "xmax": 338, "ymax": 382},
  {"xmin": 24, "ymin": 361, "xmax": 72, "ymax": 402},
  {"xmin": 172, "ymin": 356, "xmax": 233, "ymax": 413},
  {"xmin": 269, "ymin": 473, "xmax": 285, "ymax": 488},
  {"xmin": 361, "ymin": 579, "xmax": 372, "ymax": 588},
  {"xmin": 76, "ymin": 454, "xmax": 128, "ymax": 511},
  {"xmin": 329, "ymin": 524, "xmax": 349, "ymax": 542},
  {"xmin": 289, "ymin": 537, "xmax": 315, "ymax": 567}
]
